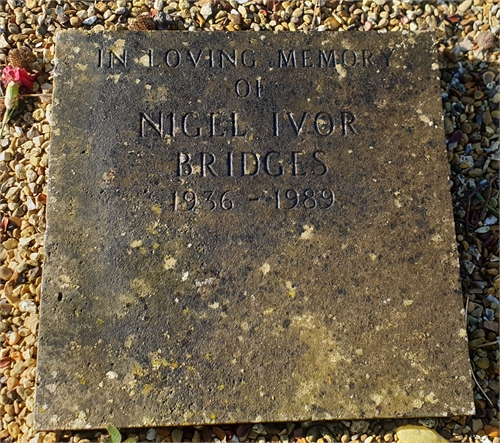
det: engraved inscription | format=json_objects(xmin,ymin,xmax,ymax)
[
  {"xmin": 277, "ymin": 49, "xmax": 393, "ymax": 68},
  {"xmin": 176, "ymin": 151, "xmax": 328, "ymax": 178},
  {"xmin": 96, "ymin": 47, "xmax": 393, "ymax": 70},
  {"xmin": 169, "ymin": 188, "xmax": 335, "ymax": 211},
  {"xmin": 103, "ymin": 42, "xmax": 378, "ymax": 216},
  {"xmin": 140, "ymin": 111, "xmax": 358, "ymax": 138}
]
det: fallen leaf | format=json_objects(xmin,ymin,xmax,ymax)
[{"xmin": 475, "ymin": 31, "xmax": 496, "ymax": 52}]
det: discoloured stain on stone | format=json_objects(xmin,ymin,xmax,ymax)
[{"xmin": 36, "ymin": 31, "xmax": 473, "ymax": 430}]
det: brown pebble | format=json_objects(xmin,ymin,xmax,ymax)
[
  {"xmin": 444, "ymin": 117, "xmax": 454, "ymax": 135},
  {"xmin": 0, "ymin": 265, "xmax": 14, "ymax": 281},
  {"xmin": 482, "ymin": 71, "xmax": 495, "ymax": 84},
  {"xmin": 468, "ymin": 168, "xmax": 483, "ymax": 177},
  {"xmin": 70, "ymin": 16, "xmax": 83, "ymax": 27},
  {"xmin": 213, "ymin": 427, "xmax": 226, "ymax": 441},
  {"xmin": 324, "ymin": 16, "xmax": 341, "ymax": 29},
  {"xmin": 475, "ymin": 357, "xmax": 490, "ymax": 369},
  {"xmin": 483, "ymin": 111, "xmax": 492, "ymax": 125},
  {"xmin": 460, "ymin": 96, "xmax": 475, "ymax": 105},
  {"xmin": 6, "ymin": 376, "xmax": 19, "ymax": 390},
  {"xmin": 483, "ymin": 321, "xmax": 499, "ymax": 333},
  {"xmin": 461, "ymin": 122, "xmax": 472, "ymax": 134}
]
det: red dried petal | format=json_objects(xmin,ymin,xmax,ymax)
[{"xmin": 1, "ymin": 66, "xmax": 35, "ymax": 90}]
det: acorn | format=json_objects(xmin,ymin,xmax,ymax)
[
  {"xmin": 130, "ymin": 14, "xmax": 157, "ymax": 31},
  {"xmin": 8, "ymin": 46, "xmax": 35, "ymax": 71}
]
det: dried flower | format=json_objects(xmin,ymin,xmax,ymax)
[
  {"xmin": 0, "ymin": 66, "xmax": 35, "ymax": 139},
  {"xmin": 2, "ymin": 66, "xmax": 35, "ymax": 90},
  {"xmin": 8, "ymin": 47, "xmax": 35, "ymax": 71},
  {"xmin": 475, "ymin": 31, "xmax": 497, "ymax": 52},
  {"xmin": 130, "ymin": 14, "xmax": 157, "ymax": 30}
]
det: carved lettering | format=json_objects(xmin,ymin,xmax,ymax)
[
  {"xmin": 241, "ymin": 50, "xmax": 256, "ymax": 67},
  {"xmin": 292, "ymin": 152, "xmax": 306, "ymax": 176},
  {"xmin": 278, "ymin": 50, "xmax": 296, "ymax": 67},
  {"xmin": 177, "ymin": 153, "xmax": 192, "ymax": 176},
  {"xmin": 170, "ymin": 188, "xmax": 335, "ymax": 211},
  {"xmin": 341, "ymin": 111, "xmax": 357, "ymax": 136},
  {"xmin": 200, "ymin": 153, "xmax": 218, "ymax": 177},
  {"xmin": 231, "ymin": 112, "xmax": 247, "ymax": 137},
  {"xmin": 242, "ymin": 152, "xmax": 259, "ymax": 176},
  {"xmin": 264, "ymin": 151, "xmax": 283, "ymax": 177},
  {"xmin": 341, "ymin": 49, "xmax": 357, "ymax": 67},
  {"xmin": 175, "ymin": 151, "xmax": 329, "ymax": 178},
  {"xmin": 314, "ymin": 112, "xmax": 334, "ymax": 136},
  {"xmin": 98, "ymin": 47, "xmax": 392, "ymax": 70},
  {"xmin": 111, "ymin": 50, "xmax": 127, "ymax": 67},
  {"xmin": 312, "ymin": 150, "xmax": 328, "ymax": 175},
  {"xmin": 380, "ymin": 49, "xmax": 393, "ymax": 66},
  {"xmin": 140, "ymin": 110, "xmax": 358, "ymax": 138},
  {"xmin": 277, "ymin": 49, "xmax": 392, "ymax": 68},
  {"xmin": 182, "ymin": 112, "xmax": 201, "ymax": 137},
  {"xmin": 165, "ymin": 49, "xmax": 181, "ymax": 67},
  {"xmin": 287, "ymin": 112, "xmax": 308, "ymax": 136},
  {"xmin": 187, "ymin": 49, "xmax": 204, "ymax": 67},
  {"xmin": 276, "ymin": 111, "xmax": 358, "ymax": 137},
  {"xmin": 319, "ymin": 50, "xmax": 336, "ymax": 68},
  {"xmin": 220, "ymin": 50, "xmax": 237, "ymax": 68},
  {"xmin": 140, "ymin": 112, "xmax": 163, "ymax": 138},
  {"xmin": 209, "ymin": 113, "xmax": 225, "ymax": 137}
]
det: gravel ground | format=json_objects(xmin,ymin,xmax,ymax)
[{"xmin": 0, "ymin": 0, "xmax": 498, "ymax": 442}]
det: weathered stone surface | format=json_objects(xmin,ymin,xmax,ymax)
[{"xmin": 36, "ymin": 31, "xmax": 473, "ymax": 429}]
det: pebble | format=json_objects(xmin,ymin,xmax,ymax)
[
  {"xmin": 146, "ymin": 428, "xmax": 156, "ymax": 441},
  {"xmin": 482, "ymin": 71, "xmax": 495, "ymax": 84},
  {"xmin": 458, "ymin": 0, "xmax": 473, "ymax": 13},
  {"xmin": 306, "ymin": 427, "xmax": 320, "ymax": 442},
  {"xmin": 171, "ymin": 429, "xmax": 183, "ymax": 442},
  {"xmin": 70, "ymin": 16, "xmax": 83, "ymax": 27},
  {"xmin": 472, "ymin": 419, "xmax": 484, "ymax": 433},
  {"xmin": 0, "ymin": 264, "xmax": 14, "ymax": 280},
  {"xmin": 396, "ymin": 425, "xmax": 448, "ymax": 443},
  {"xmin": 19, "ymin": 300, "xmax": 37, "ymax": 314},
  {"xmin": 200, "ymin": 2, "xmax": 213, "ymax": 20},
  {"xmin": 475, "ymin": 357, "xmax": 490, "ymax": 369},
  {"xmin": 7, "ymin": 376, "xmax": 19, "ymax": 390},
  {"xmin": 82, "ymin": 15, "xmax": 98, "ymax": 26}
]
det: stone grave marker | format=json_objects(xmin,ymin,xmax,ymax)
[{"xmin": 35, "ymin": 31, "xmax": 474, "ymax": 429}]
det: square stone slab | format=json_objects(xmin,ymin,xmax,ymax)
[{"xmin": 35, "ymin": 31, "xmax": 474, "ymax": 430}]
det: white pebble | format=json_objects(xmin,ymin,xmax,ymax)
[
  {"xmin": 82, "ymin": 15, "xmax": 97, "ymax": 25},
  {"xmin": 19, "ymin": 300, "xmax": 37, "ymax": 314}
]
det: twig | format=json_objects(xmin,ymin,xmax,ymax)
[
  {"xmin": 310, "ymin": 0, "xmax": 320, "ymax": 31},
  {"xmin": 464, "ymin": 297, "xmax": 469, "ymax": 325},
  {"xmin": 470, "ymin": 363, "xmax": 494, "ymax": 406},
  {"xmin": 475, "ymin": 339, "xmax": 500, "ymax": 349},
  {"xmin": 465, "ymin": 298, "xmax": 494, "ymax": 407}
]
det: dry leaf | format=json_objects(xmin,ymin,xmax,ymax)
[{"xmin": 475, "ymin": 31, "xmax": 496, "ymax": 52}]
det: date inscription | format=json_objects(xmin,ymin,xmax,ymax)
[{"xmin": 171, "ymin": 189, "xmax": 335, "ymax": 211}]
